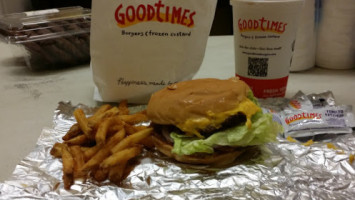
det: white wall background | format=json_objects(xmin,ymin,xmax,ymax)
[{"xmin": 0, "ymin": 0, "xmax": 32, "ymax": 15}]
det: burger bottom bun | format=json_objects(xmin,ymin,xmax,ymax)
[{"xmin": 151, "ymin": 134, "xmax": 245, "ymax": 166}]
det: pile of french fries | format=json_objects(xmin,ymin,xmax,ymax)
[{"xmin": 50, "ymin": 101, "xmax": 153, "ymax": 189}]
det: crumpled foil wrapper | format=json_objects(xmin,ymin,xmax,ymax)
[{"xmin": 1, "ymin": 101, "xmax": 355, "ymax": 199}]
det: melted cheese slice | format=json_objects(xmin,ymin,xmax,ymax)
[{"xmin": 176, "ymin": 98, "xmax": 261, "ymax": 138}]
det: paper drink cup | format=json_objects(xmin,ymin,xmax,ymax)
[{"xmin": 230, "ymin": 0, "xmax": 304, "ymax": 98}]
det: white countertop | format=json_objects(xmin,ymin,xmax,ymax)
[{"xmin": 0, "ymin": 35, "xmax": 354, "ymax": 182}]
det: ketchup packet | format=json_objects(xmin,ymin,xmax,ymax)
[
  {"xmin": 90, "ymin": 0, "xmax": 217, "ymax": 103},
  {"xmin": 259, "ymin": 91, "xmax": 355, "ymax": 139},
  {"xmin": 281, "ymin": 105, "xmax": 355, "ymax": 138},
  {"xmin": 280, "ymin": 91, "xmax": 355, "ymax": 139}
]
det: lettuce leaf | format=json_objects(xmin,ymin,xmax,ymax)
[
  {"xmin": 247, "ymin": 90, "xmax": 259, "ymax": 106},
  {"xmin": 171, "ymin": 111, "xmax": 281, "ymax": 156}
]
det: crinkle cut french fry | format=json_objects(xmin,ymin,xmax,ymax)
[
  {"xmin": 50, "ymin": 143, "xmax": 65, "ymax": 158},
  {"xmin": 73, "ymin": 108, "xmax": 93, "ymax": 139},
  {"xmin": 80, "ymin": 129, "xmax": 126, "ymax": 172},
  {"xmin": 95, "ymin": 118, "xmax": 113, "ymax": 145},
  {"xmin": 64, "ymin": 134, "xmax": 90, "ymax": 146},
  {"xmin": 101, "ymin": 146, "xmax": 142, "ymax": 169},
  {"xmin": 111, "ymin": 128, "xmax": 153, "ymax": 153},
  {"xmin": 108, "ymin": 161, "xmax": 127, "ymax": 185}
]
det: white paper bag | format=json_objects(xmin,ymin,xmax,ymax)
[{"xmin": 90, "ymin": 0, "xmax": 217, "ymax": 103}]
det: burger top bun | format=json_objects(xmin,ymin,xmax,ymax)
[{"xmin": 147, "ymin": 78, "xmax": 251, "ymax": 127}]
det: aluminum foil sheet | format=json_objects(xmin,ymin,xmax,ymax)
[{"xmin": 1, "ymin": 101, "xmax": 355, "ymax": 200}]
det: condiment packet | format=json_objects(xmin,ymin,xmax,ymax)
[
  {"xmin": 307, "ymin": 91, "xmax": 336, "ymax": 108},
  {"xmin": 283, "ymin": 91, "xmax": 313, "ymax": 113},
  {"xmin": 281, "ymin": 105, "xmax": 355, "ymax": 138},
  {"xmin": 260, "ymin": 91, "xmax": 355, "ymax": 139}
]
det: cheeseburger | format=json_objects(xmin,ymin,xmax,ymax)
[{"xmin": 147, "ymin": 78, "xmax": 280, "ymax": 165}]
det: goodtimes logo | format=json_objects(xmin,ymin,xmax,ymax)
[
  {"xmin": 289, "ymin": 99, "xmax": 301, "ymax": 109},
  {"xmin": 114, "ymin": 0, "xmax": 196, "ymax": 28},
  {"xmin": 285, "ymin": 112, "xmax": 322, "ymax": 125},
  {"xmin": 238, "ymin": 17, "xmax": 288, "ymax": 34}
]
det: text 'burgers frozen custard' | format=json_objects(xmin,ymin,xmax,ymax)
[{"xmin": 90, "ymin": 0, "xmax": 217, "ymax": 103}]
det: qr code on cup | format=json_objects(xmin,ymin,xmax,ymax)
[{"xmin": 248, "ymin": 57, "xmax": 268, "ymax": 77}]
